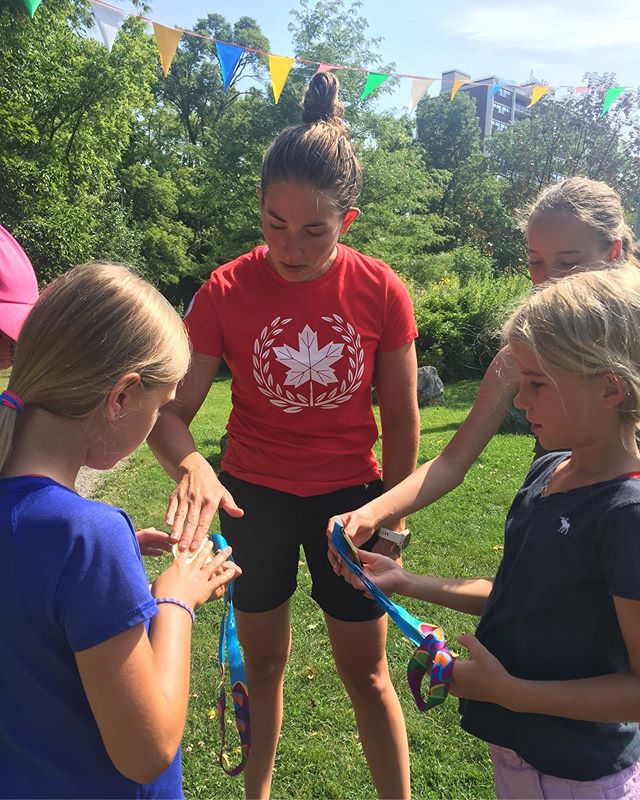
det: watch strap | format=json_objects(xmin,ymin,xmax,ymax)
[{"xmin": 377, "ymin": 526, "xmax": 410, "ymax": 549}]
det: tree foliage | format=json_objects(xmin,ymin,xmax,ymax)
[
  {"xmin": 1, "ymin": 0, "xmax": 637, "ymax": 306},
  {"xmin": 488, "ymin": 72, "xmax": 640, "ymax": 216}
]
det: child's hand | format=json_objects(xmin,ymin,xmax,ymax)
[
  {"xmin": 153, "ymin": 543, "xmax": 241, "ymax": 610},
  {"xmin": 136, "ymin": 527, "xmax": 173, "ymax": 557},
  {"xmin": 449, "ymin": 633, "xmax": 514, "ymax": 706},
  {"xmin": 327, "ymin": 510, "xmax": 376, "ymax": 548},
  {"xmin": 326, "ymin": 511, "xmax": 377, "ymax": 575},
  {"xmin": 356, "ymin": 549, "xmax": 405, "ymax": 596},
  {"xmin": 332, "ymin": 547, "xmax": 405, "ymax": 597}
]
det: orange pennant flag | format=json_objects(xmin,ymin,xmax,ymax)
[
  {"xmin": 269, "ymin": 55, "xmax": 295, "ymax": 103},
  {"xmin": 528, "ymin": 84, "xmax": 550, "ymax": 108},
  {"xmin": 450, "ymin": 78, "xmax": 467, "ymax": 100},
  {"xmin": 152, "ymin": 22, "xmax": 183, "ymax": 77}
]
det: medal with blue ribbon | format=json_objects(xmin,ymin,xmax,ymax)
[
  {"xmin": 210, "ymin": 533, "xmax": 251, "ymax": 775},
  {"xmin": 331, "ymin": 522, "xmax": 454, "ymax": 711}
]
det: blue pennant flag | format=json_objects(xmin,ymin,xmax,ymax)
[{"xmin": 215, "ymin": 42, "xmax": 244, "ymax": 91}]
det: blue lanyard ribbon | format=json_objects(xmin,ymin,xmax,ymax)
[
  {"xmin": 210, "ymin": 533, "xmax": 250, "ymax": 775},
  {"xmin": 331, "ymin": 522, "xmax": 454, "ymax": 711}
]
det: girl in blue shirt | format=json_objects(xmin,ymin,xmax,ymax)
[{"xmin": 0, "ymin": 263, "xmax": 240, "ymax": 799}]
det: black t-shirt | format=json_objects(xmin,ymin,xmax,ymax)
[{"xmin": 460, "ymin": 452, "xmax": 640, "ymax": 780}]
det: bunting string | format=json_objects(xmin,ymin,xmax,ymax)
[{"xmin": 27, "ymin": 0, "xmax": 635, "ymax": 115}]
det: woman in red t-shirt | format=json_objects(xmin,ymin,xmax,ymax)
[{"xmin": 148, "ymin": 72, "xmax": 419, "ymax": 799}]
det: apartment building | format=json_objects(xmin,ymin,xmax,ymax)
[{"xmin": 440, "ymin": 69, "xmax": 536, "ymax": 138}]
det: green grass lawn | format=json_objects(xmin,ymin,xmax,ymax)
[{"xmin": 93, "ymin": 377, "xmax": 533, "ymax": 799}]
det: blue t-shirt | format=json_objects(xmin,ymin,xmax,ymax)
[
  {"xmin": 0, "ymin": 476, "xmax": 183, "ymax": 799},
  {"xmin": 460, "ymin": 453, "xmax": 640, "ymax": 781}
]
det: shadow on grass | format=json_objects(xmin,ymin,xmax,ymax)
[
  {"xmin": 204, "ymin": 452, "xmax": 222, "ymax": 473},
  {"xmin": 421, "ymin": 421, "xmax": 465, "ymax": 435}
]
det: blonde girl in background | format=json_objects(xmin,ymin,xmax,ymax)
[
  {"xmin": 332, "ymin": 176, "xmax": 639, "ymax": 544},
  {"xmin": 0, "ymin": 263, "xmax": 240, "ymax": 799}
]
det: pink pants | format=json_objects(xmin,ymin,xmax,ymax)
[{"xmin": 489, "ymin": 744, "xmax": 640, "ymax": 799}]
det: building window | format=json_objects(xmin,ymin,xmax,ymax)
[
  {"xmin": 491, "ymin": 119, "xmax": 508, "ymax": 132},
  {"xmin": 493, "ymin": 101, "xmax": 511, "ymax": 116},
  {"xmin": 497, "ymin": 87, "xmax": 512, "ymax": 101}
]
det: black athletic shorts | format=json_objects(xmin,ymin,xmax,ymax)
[{"xmin": 218, "ymin": 472, "xmax": 385, "ymax": 622}]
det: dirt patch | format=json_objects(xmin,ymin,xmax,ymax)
[{"xmin": 75, "ymin": 458, "xmax": 129, "ymax": 499}]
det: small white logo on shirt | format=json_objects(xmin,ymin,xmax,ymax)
[{"xmin": 558, "ymin": 517, "xmax": 571, "ymax": 535}]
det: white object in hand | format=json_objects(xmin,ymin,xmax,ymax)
[{"xmin": 171, "ymin": 536, "xmax": 215, "ymax": 565}]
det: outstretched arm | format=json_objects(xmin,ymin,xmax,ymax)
[
  {"xmin": 348, "ymin": 548, "xmax": 493, "ymax": 617},
  {"xmin": 331, "ymin": 346, "xmax": 519, "ymax": 545},
  {"xmin": 75, "ymin": 546, "xmax": 241, "ymax": 784},
  {"xmin": 147, "ymin": 353, "xmax": 243, "ymax": 551},
  {"xmin": 374, "ymin": 341, "xmax": 420, "ymax": 550}
]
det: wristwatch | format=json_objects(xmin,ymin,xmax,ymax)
[{"xmin": 376, "ymin": 526, "xmax": 411, "ymax": 550}]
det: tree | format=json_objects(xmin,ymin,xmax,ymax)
[
  {"xmin": 488, "ymin": 72, "xmax": 640, "ymax": 215},
  {"xmin": 0, "ymin": 0, "xmax": 156, "ymax": 280},
  {"xmin": 344, "ymin": 113, "xmax": 449, "ymax": 277},
  {"xmin": 414, "ymin": 91, "xmax": 523, "ymax": 271},
  {"xmin": 415, "ymin": 92, "xmax": 482, "ymax": 171}
]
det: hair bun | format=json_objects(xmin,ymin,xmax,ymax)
[{"xmin": 302, "ymin": 72, "xmax": 345, "ymax": 126}]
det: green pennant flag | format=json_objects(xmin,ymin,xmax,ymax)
[
  {"xmin": 24, "ymin": 0, "xmax": 42, "ymax": 16},
  {"xmin": 361, "ymin": 72, "xmax": 390, "ymax": 101},
  {"xmin": 601, "ymin": 87, "xmax": 625, "ymax": 116}
]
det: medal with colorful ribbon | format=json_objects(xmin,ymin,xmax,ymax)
[
  {"xmin": 331, "ymin": 522, "xmax": 453, "ymax": 711},
  {"xmin": 210, "ymin": 533, "xmax": 251, "ymax": 775}
]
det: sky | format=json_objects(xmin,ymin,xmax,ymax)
[{"xmin": 133, "ymin": 0, "xmax": 639, "ymax": 112}]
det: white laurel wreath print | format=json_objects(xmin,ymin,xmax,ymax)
[{"xmin": 252, "ymin": 314, "xmax": 364, "ymax": 414}]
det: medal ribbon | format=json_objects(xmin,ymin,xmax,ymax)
[
  {"xmin": 210, "ymin": 533, "xmax": 251, "ymax": 775},
  {"xmin": 331, "ymin": 522, "xmax": 454, "ymax": 711}
]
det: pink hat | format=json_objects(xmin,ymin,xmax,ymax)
[{"xmin": 0, "ymin": 224, "xmax": 39, "ymax": 341}]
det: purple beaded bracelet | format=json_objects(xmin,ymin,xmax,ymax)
[{"xmin": 155, "ymin": 597, "xmax": 196, "ymax": 623}]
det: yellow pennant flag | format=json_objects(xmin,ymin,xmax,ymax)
[
  {"xmin": 528, "ymin": 84, "xmax": 550, "ymax": 108},
  {"xmin": 450, "ymin": 78, "xmax": 467, "ymax": 100},
  {"xmin": 152, "ymin": 22, "xmax": 183, "ymax": 77},
  {"xmin": 269, "ymin": 55, "xmax": 295, "ymax": 104}
]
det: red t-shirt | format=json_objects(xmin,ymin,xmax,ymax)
[{"xmin": 185, "ymin": 244, "xmax": 417, "ymax": 496}]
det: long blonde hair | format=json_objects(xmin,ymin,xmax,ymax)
[
  {"xmin": 503, "ymin": 265, "xmax": 640, "ymax": 426},
  {"xmin": 0, "ymin": 263, "xmax": 190, "ymax": 470}
]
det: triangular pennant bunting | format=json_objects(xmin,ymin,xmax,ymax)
[
  {"xmin": 215, "ymin": 42, "xmax": 244, "ymax": 91},
  {"xmin": 152, "ymin": 22, "xmax": 182, "ymax": 77},
  {"xmin": 601, "ymin": 87, "xmax": 625, "ymax": 115},
  {"xmin": 89, "ymin": 0, "xmax": 127, "ymax": 52},
  {"xmin": 450, "ymin": 78, "xmax": 466, "ymax": 100},
  {"xmin": 408, "ymin": 78, "xmax": 433, "ymax": 112},
  {"xmin": 268, "ymin": 55, "xmax": 295, "ymax": 104},
  {"xmin": 528, "ymin": 84, "xmax": 551, "ymax": 107},
  {"xmin": 23, "ymin": 0, "xmax": 42, "ymax": 17},
  {"xmin": 361, "ymin": 72, "xmax": 390, "ymax": 100},
  {"xmin": 22, "ymin": 0, "xmax": 640, "ymax": 117}
]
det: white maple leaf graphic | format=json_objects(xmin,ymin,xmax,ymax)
[{"xmin": 272, "ymin": 325, "xmax": 344, "ymax": 388}]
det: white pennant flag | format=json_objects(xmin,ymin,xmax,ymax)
[
  {"xmin": 89, "ymin": 1, "xmax": 127, "ymax": 52},
  {"xmin": 409, "ymin": 78, "xmax": 434, "ymax": 112}
]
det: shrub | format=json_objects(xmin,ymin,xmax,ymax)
[
  {"xmin": 411, "ymin": 273, "xmax": 529, "ymax": 379},
  {"xmin": 408, "ymin": 244, "xmax": 494, "ymax": 286}
]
